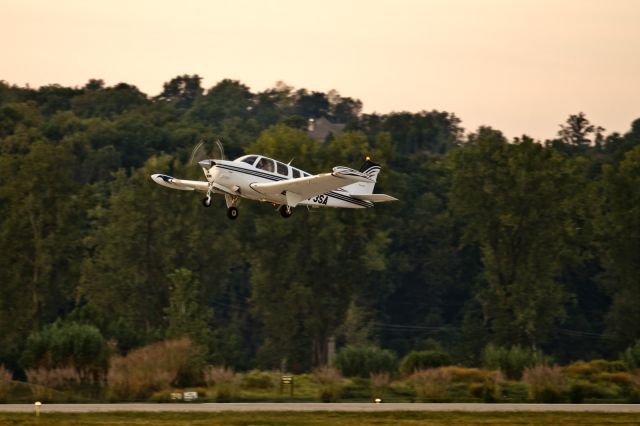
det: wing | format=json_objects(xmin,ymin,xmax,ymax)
[
  {"xmin": 151, "ymin": 174, "xmax": 209, "ymax": 191},
  {"xmin": 250, "ymin": 167, "xmax": 373, "ymax": 207}
]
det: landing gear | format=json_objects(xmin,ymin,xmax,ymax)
[
  {"xmin": 280, "ymin": 205, "xmax": 293, "ymax": 218},
  {"xmin": 202, "ymin": 195, "xmax": 212, "ymax": 207},
  {"xmin": 227, "ymin": 206, "xmax": 239, "ymax": 220}
]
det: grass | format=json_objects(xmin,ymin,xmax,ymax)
[{"xmin": 0, "ymin": 411, "xmax": 639, "ymax": 425}]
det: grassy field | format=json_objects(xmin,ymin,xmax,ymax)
[{"xmin": 1, "ymin": 411, "xmax": 639, "ymax": 426}]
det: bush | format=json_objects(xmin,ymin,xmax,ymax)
[
  {"xmin": 622, "ymin": 340, "xmax": 640, "ymax": 371},
  {"xmin": 523, "ymin": 365, "xmax": 565, "ymax": 403},
  {"xmin": 240, "ymin": 370, "xmax": 274, "ymax": 390},
  {"xmin": 410, "ymin": 368, "xmax": 451, "ymax": 401},
  {"xmin": 481, "ymin": 344, "xmax": 549, "ymax": 380},
  {"xmin": 440, "ymin": 366, "xmax": 493, "ymax": 383},
  {"xmin": 0, "ymin": 365, "xmax": 12, "ymax": 402},
  {"xmin": 465, "ymin": 370, "xmax": 503, "ymax": 402},
  {"xmin": 204, "ymin": 366, "xmax": 239, "ymax": 402},
  {"xmin": 21, "ymin": 321, "xmax": 109, "ymax": 383},
  {"xmin": 370, "ymin": 372, "xmax": 391, "ymax": 399},
  {"xmin": 565, "ymin": 359, "xmax": 628, "ymax": 378},
  {"xmin": 107, "ymin": 337, "xmax": 201, "ymax": 400},
  {"xmin": 399, "ymin": 350, "xmax": 451, "ymax": 376},
  {"xmin": 312, "ymin": 366, "xmax": 343, "ymax": 402},
  {"xmin": 334, "ymin": 345, "xmax": 397, "ymax": 378}
]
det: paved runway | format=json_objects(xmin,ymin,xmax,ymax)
[{"xmin": 1, "ymin": 403, "xmax": 640, "ymax": 413}]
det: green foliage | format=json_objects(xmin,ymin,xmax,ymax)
[
  {"xmin": 399, "ymin": 350, "xmax": 451, "ymax": 376},
  {"xmin": 449, "ymin": 135, "xmax": 584, "ymax": 347},
  {"xmin": 164, "ymin": 268, "xmax": 214, "ymax": 351},
  {"xmin": 481, "ymin": 344, "xmax": 550, "ymax": 380},
  {"xmin": 2, "ymin": 76, "xmax": 640, "ymax": 381},
  {"xmin": 21, "ymin": 321, "xmax": 109, "ymax": 382},
  {"xmin": 334, "ymin": 345, "xmax": 397, "ymax": 378},
  {"xmin": 621, "ymin": 340, "xmax": 640, "ymax": 370}
]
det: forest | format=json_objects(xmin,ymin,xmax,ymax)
[{"xmin": 0, "ymin": 75, "xmax": 639, "ymax": 382}]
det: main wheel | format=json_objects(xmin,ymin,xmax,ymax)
[
  {"xmin": 202, "ymin": 195, "xmax": 212, "ymax": 207},
  {"xmin": 280, "ymin": 206, "xmax": 293, "ymax": 218},
  {"xmin": 227, "ymin": 206, "xmax": 239, "ymax": 220}
]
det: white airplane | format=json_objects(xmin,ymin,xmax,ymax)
[{"xmin": 151, "ymin": 151, "xmax": 397, "ymax": 220}]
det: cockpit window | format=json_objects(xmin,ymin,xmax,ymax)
[
  {"xmin": 292, "ymin": 169, "xmax": 301, "ymax": 178},
  {"xmin": 276, "ymin": 162, "xmax": 288, "ymax": 176},
  {"xmin": 241, "ymin": 155, "xmax": 258, "ymax": 166},
  {"xmin": 255, "ymin": 157, "xmax": 275, "ymax": 173}
]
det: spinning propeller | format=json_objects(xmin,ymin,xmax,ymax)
[{"xmin": 189, "ymin": 139, "xmax": 225, "ymax": 169}]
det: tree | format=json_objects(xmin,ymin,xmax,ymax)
[
  {"xmin": 599, "ymin": 146, "xmax": 640, "ymax": 348},
  {"xmin": 155, "ymin": 75, "xmax": 203, "ymax": 109},
  {"xmin": 165, "ymin": 268, "xmax": 214, "ymax": 351},
  {"xmin": 558, "ymin": 112, "xmax": 599, "ymax": 147},
  {"xmin": 79, "ymin": 155, "xmax": 186, "ymax": 346},
  {"xmin": 0, "ymin": 141, "xmax": 88, "ymax": 368},
  {"xmin": 449, "ymin": 134, "xmax": 584, "ymax": 348}
]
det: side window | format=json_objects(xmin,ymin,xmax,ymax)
[
  {"xmin": 292, "ymin": 169, "xmax": 301, "ymax": 178},
  {"xmin": 241, "ymin": 156, "xmax": 258, "ymax": 166},
  {"xmin": 256, "ymin": 158, "xmax": 275, "ymax": 173},
  {"xmin": 276, "ymin": 162, "xmax": 288, "ymax": 176},
  {"xmin": 303, "ymin": 172, "xmax": 310, "ymax": 177}
]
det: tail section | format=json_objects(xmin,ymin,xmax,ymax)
[{"xmin": 344, "ymin": 158, "xmax": 385, "ymax": 196}]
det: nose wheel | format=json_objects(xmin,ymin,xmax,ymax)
[
  {"xmin": 280, "ymin": 206, "xmax": 293, "ymax": 218},
  {"xmin": 202, "ymin": 195, "xmax": 212, "ymax": 207},
  {"xmin": 227, "ymin": 206, "xmax": 239, "ymax": 220}
]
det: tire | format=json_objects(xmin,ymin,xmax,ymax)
[
  {"xmin": 227, "ymin": 207, "xmax": 239, "ymax": 220},
  {"xmin": 203, "ymin": 196, "xmax": 212, "ymax": 207},
  {"xmin": 280, "ymin": 206, "xmax": 293, "ymax": 218}
]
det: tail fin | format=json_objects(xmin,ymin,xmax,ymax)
[
  {"xmin": 359, "ymin": 159, "xmax": 382, "ymax": 182},
  {"xmin": 345, "ymin": 158, "xmax": 382, "ymax": 195}
]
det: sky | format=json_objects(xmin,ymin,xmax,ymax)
[{"xmin": 1, "ymin": 0, "xmax": 639, "ymax": 140}]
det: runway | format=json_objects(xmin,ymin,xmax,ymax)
[{"xmin": 1, "ymin": 403, "xmax": 640, "ymax": 413}]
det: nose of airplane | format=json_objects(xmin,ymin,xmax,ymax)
[{"xmin": 198, "ymin": 160, "xmax": 216, "ymax": 169}]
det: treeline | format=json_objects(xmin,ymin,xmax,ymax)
[{"xmin": 1, "ymin": 75, "xmax": 639, "ymax": 377}]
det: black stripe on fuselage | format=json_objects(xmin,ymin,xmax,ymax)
[{"xmin": 215, "ymin": 163, "xmax": 372, "ymax": 208}]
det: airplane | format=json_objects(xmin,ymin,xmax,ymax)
[{"xmin": 150, "ymin": 149, "xmax": 397, "ymax": 220}]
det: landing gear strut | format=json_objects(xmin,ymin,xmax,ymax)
[
  {"xmin": 280, "ymin": 205, "xmax": 293, "ymax": 218},
  {"xmin": 227, "ymin": 206, "xmax": 239, "ymax": 220}
]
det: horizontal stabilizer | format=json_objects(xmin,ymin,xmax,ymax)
[{"xmin": 350, "ymin": 193, "xmax": 398, "ymax": 203}]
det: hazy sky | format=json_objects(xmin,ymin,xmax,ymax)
[{"xmin": 2, "ymin": 0, "xmax": 639, "ymax": 140}]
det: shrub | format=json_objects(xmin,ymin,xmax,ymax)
[
  {"xmin": 240, "ymin": 370, "xmax": 275, "ymax": 390},
  {"xmin": 370, "ymin": 372, "xmax": 391, "ymax": 398},
  {"xmin": 523, "ymin": 365, "xmax": 565, "ymax": 403},
  {"xmin": 204, "ymin": 366, "xmax": 238, "ymax": 402},
  {"xmin": 312, "ymin": 366, "xmax": 343, "ymax": 402},
  {"xmin": 622, "ymin": 340, "xmax": 640, "ymax": 371},
  {"xmin": 107, "ymin": 337, "xmax": 201, "ymax": 400},
  {"xmin": 334, "ymin": 345, "xmax": 397, "ymax": 378},
  {"xmin": 399, "ymin": 350, "xmax": 451, "ymax": 376},
  {"xmin": 565, "ymin": 359, "xmax": 627, "ymax": 379},
  {"xmin": 0, "ymin": 365, "xmax": 12, "ymax": 402},
  {"xmin": 21, "ymin": 321, "xmax": 109, "ymax": 383},
  {"xmin": 589, "ymin": 359, "xmax": 626, "ymax": 373},
  {"xmin": 481, "ymin": 344, "xmax": 549, "ymax": 380},
  {"xmin": 410, "ymin": 368, "xmax": 452, "ymax": 401},
  {"xmin": 567, "ymin": 380, "xmax": 621, "ymax": 403},
  {"xmin": 440, "ymin": 366, "xmax": 492, "ymax": 383},
  {"xmin": 466, "ymin": 370, "xmax": 503, "ymax": 402}
]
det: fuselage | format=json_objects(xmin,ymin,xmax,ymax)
[{"xmin": 209, "ymin": 155, "xmax": 372, "ymax": 209}]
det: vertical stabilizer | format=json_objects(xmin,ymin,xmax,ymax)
[{"xmin": 345, "ymin": 158, "xmax": 382, "ymax": 195}]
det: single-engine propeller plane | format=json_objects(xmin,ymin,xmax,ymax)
[{"xmin": 151, "ymin": 141, "xmax": 397, "ymax": 220}]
